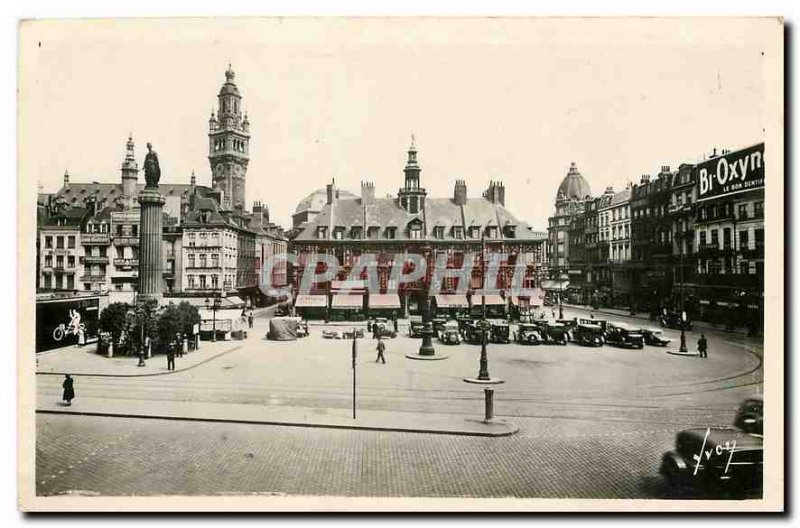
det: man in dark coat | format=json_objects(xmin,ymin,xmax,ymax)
[
  {"xmin": 248, "ymin": 311, "xmax": 254, "ymax": 329},
  {"xmin": 392, "ymin": 314, "xmax": 398, "ymax": 333},
  {"xmin": 62, "ymin": 374, "xmax": 75, "ymax": 406},
  {"xmin": 167, "ymin": 348, "xmax": 176, "ymax": 371},
  {"xmin": 698, "ymin": 334, "xmax": 708, "ymax": 358}
]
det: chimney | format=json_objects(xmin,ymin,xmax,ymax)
[
  {"xmin": 604, "ymin": 186, "xmax": 614, "ymax": 195},
  {"xmin": 661, "ymin": 165, "xmax": 670, "ymax": 173},
  {"xmin": 361, "ymin": 181, "xmax": 375, "ymax": 205},
  {"xmin": 63, "ymin": 169, "xmax": 70, "ymax": 189},
  {"xmin": 453, "ymin": 179, "xmax": 467, "ymax": 206},
  {"xmin": 326, "ymin": 179, "xmax": 336, "ymax": 205},
  {"xmin": 640, "ymin": 174, "xmax": 650, "ymax": 184},
  {"xmin": 190, "ymin": 170, "xmax": 196, "ymax": 191},
  {"xmin": 483, "ymin": 180, "xmax": 505, "ymax": 205}
]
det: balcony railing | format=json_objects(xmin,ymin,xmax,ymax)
[
  {"xmin": 80, "ymin": 274, "xmax": 106, "ymax": 281},
  {"xmin": 82, "ymin": 233, "xmax": 111, "ymax": 245},
  {"xmin": 82, "ymin": 256, "xmax": 109, "ymax": 265}
]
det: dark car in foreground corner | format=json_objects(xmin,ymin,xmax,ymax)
[
  {"xmin": 640, "ymin": 328, "xmax": 671, "ymax": 346},
  {"xmin": 660, "ymin": 398, "xmax": 763, "ymax": 499},
  {"xmin": 604, "ymin": 323, "xmax": 644, "ymax": 349}
]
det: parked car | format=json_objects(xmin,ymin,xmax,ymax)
[
  {"xmin": 296, "ymin": 319, "xmax": 309, "ymax": 338},
  {"xmin": 573, "ymin": 323, "xmax": 605, "ymax": 347},
  {"xmin": 438, "ymin": 320, "xmax": 462, "ymax": 345},
  {"xmin": 576, "ymin": 317, "xmax": 608, "ymax": 334},
  {"xmin": 369, "ymin": 318, "xmax": 397, "ymax": 338},
  {"xmin": 640, "ymin": 328, "xmax": 671, "ymax": 346},
  {"xmin": 408, "ymin": 318, "xmax": 425, "ymax": 338},
  {"xmin": 542, "ymin": 322, "xmax": 569, "ymax": 345},
  {"xmin": 556, "ymin": 319, "xmax": 578, "ymax": 341},
  {"xmin": 489, "ymin": 321, "xmax": 511, "ymax": 344},
  {"xmin": 432, "ymin": 318, "xmax": 448, "ymax": 336},
  {"xmin": 604, "ymin": 323, "xmax": 644, "ymax": 349},
  {"xmin": 659, "ymin": 311, "xmax": 693, "ymax": 330},
  {"xmin": 514, "ymin": 323, "xmax": 543, "ymax": 345},
  {"xmin": 322, "ymin": 329, "xmax": 341, "ymax": 339},
  {"xmin": 462, "ymin": 321, "xmax": 486, "ymax": 344},
  {"xmin": 660, "ymin": 398, "xmax": 763, "ymax": 498},
  {"xmin": 276, "ymin": 303, "xmax": 291, "ymax": 317},
  {"xmin": 342, "ymin": 328, "xmax": 365, "ymax": 340}
]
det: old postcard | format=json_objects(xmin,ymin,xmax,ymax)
[{"xmin": 17, "ymin": 17, "xmax": 784, "ymax": 511}]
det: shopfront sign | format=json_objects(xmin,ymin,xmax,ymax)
[{"xmin": 697, "ymin": 143, "xmax": 764, "ymax": 201}]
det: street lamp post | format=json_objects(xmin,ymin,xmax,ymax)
[
  {"xmin": 418, "ymin": 294, "xmax": 436, "ymax": 356},
  {"xmin": 205, "ymin": 290, "xmax": 222, "ymax": 342},
  {"xmin": 477, "ymin": 233, "xmax": 491, "ymax": 380},
  {"xmin": 679, "ymin": 238, "xmax": 688, "ymax": 353}
]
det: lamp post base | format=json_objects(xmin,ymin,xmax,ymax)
[{"xmin": 463, "ymin": 377, "xmax": 505, "ymax": 385}]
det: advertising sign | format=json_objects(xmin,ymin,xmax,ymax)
[
  {"xmin": 36, "ymin": 296, "xmax": 100, "ymax": 352},
  {"xmin": 696, "ymin": 143, "xmax": 764, "ymax": 202}
]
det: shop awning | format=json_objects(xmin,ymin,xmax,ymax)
[
  {"xmin": 474, "ymin": 294, "xmax": 506, "ymax": 306},
  {"xmin": 295, "ymin": 294, "xmax": 327, "ymax": 308},
  {"xmin": 369, "ymin": 294, "xmax": 401, "ymax": 309},
  {"xmin": 330, "ymin": 280, "xmax": 367, "ymax": 293},
  {"xmin": 331, "ymin": 295, "xmax": 364, "ymax": 309},
  {"xmin": 434, "ymin": 294, "xmax": 469, "ymax": 308},
  {"xmin": 541, "ymin": 279, "xmax": 569, "ymax": 291}
]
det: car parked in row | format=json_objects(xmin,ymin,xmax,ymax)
[
  {"xmin": 640, "ymin": 328, "xmax": 671, "ymax": 346},
  {"xmin": 573, "ymin": 323, "xmax": 605, "ymax": 347},
  {"xmin": 604, "ymin": 323, "xmax": 644, "ymax": 349}
]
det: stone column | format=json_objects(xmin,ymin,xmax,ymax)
[{"xmin": 138, "ymin": 188, "xmax": 166, "ymax": 303}]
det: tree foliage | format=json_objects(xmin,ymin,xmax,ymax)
[{"xmin": 98, "ymin": 302, "xmax": 132, "ymax": 347}]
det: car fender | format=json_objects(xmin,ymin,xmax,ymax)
[{"xmin": 660, "ymin": 451, "xmax": 689, "ymax": 473}]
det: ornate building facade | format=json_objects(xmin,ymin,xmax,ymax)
[{"xmin": 289, "ymin": 141, "xmax": 547, "ymax": 318}]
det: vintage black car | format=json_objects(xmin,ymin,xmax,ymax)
[
  {"xmin": 514, "ymin": 323, "xmax": 543, "ymax": 345},
  {"xmin": 408, "ymin": 318, "xmax": 425, "ymax": 338},
  {"xmin": 573, "ymin": 323, "xmax": 605, "ymax": 347},
  {"xmin": 432, "ymin": 318, "xmax": 448, "ymax": 336},
  {"xmin": 489, "ymin": 321, "xmax": 511, "ymax": 344},
  {"xmin": 555, "ymin": 319, "xmax": 578, "ymax": 341},
  {"xmin": 437, "ymin": 320, "xmax": 462, "ymax": 345},
  {"xmin": 575, "ymin": 317, "xmax": 608, "ymax": 333},
  {"xmin": 659, "ymin": 311, "xmax": 693, "ymax": 330},
  {"xmin": 541, "ymin": 322, "xmax": 569, "ymax": 345},
  {"xmin": 660, "ymin": 398, "xmax": 763, "ymax": 498},
  {"xmin": 462, "ymin": 321, "xmax": 488, "ymax": 344},
  {"xmin": 640, "ymin": 328, "xmax": 671, "ymax": 346},
  {"xmin": 604, "ymin": 323, "xmax": 644, "ymax": 348}
]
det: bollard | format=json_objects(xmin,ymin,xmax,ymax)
[{"xmin": 484, "ymin": 387, "xmax": 494, "ymax": 422}]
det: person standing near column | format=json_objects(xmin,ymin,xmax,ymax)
[{"xmin": 697, "ymin": 333, "xmax": 708, "ymax": 359}]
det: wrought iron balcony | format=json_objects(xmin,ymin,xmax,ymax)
[
  {"xmin": 82, "ymin": 233, "xmax": 111, "ymax": 245},
  {"xmin": 81, "ymin": 256, "xmax": 109, "ymax": 265},
  {"xmin": 113, "ymin": 258, "xmax": 139, "ymax": 268},
  {"xmin": 113, "ymin": 236, "xmax": 139, "ymax": 246}
]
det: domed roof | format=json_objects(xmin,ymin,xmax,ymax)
[
  {"xmin": 556, "ymin": 162, "xmax": 592, "ymax": 201},
  {"xmin": 294, "ymin": 188, "xmax": 357, "ymax": 215},
  {"xmin": 218, "ymin": 65, "xmax": 241, "ymax": 97}
]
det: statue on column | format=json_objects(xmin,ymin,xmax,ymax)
[{"xmin": 143, "ymin": 142, "xmax": 161, "ymax": 188}]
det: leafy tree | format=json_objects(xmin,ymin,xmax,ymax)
[
  {"xmin": 175, "ymin": 301, "xmax": 201, "ymax": 336},
  {"xmin": 98, "ymin": 302, "xmax": 132, "ymax": 349},
  {"xmin": 156, "ymin": 304, "xmax": 183, "ymax": 346}
]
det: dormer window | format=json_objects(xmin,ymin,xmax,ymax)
[
  {"xmin": 486, "ymin": 226, "xmax": 498, "ymax": 239},
  {"xmin": 385, "ymin": 227, "xmax": 397, "ymax": 240},
  {"xmin": 469, "ymin": 226, "xmax": 480, "ymax": 239},
  {"xmin": 316, "ymin": 226, "xmax": 328, "ymax": 239},
  {"xmin": 503, "ymin": 225, "xmax": 517, "ymax": 238},
  {"xmin": 368, "ymin": 226, "xmax": 380, "ymax": 239},
  {"xmin": 433, "ymin": 226, "xmax": 444, "ymax": 239},
  {"xmin": 333, "ymin": 227, "xmax": 345, "ymax": 240},
  {"xmin": 452, "ymin": 226, "xmax": 464, "ymax": 239},
  {"xmin": 350, "ymin": 226, "xmax": 363, "ymax": 239}
]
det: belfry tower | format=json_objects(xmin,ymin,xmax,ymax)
[{"xmin": 208, "ymin": 64, "xmax": 250, "ymax": 211}]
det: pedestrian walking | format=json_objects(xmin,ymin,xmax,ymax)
[
  {"xmin": 167, "ymin": 349, "xmax": 176, "ymax": 371},
  {"xmin": 698, "ymin": 334, "xmax": 708, "ymax": 359},
  {"xmin": 248, "ymin": 311, "xmax": 254, "ymax": 329},
  {"xmin": 392, "ymin": 314, "xmax": 398, "ymax": 333},
  {"xmin": 62, "ymin": 374, "xmax": 74, "ymax": 406},
  {"xmin": 551, "ymin": 308, "xmax": 556, "ymax": 319},
  {"xmin": 375, "ymin": 335, "xmax": 386, "ymax": 364}
]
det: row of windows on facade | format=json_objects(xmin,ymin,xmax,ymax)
[
  {"xmin": 697, "ymin": 227, "xmax": 765, "ymax": 251},
  {"xmin": 42, "ymin": 246, "xmax": 139, "ymax": 268},
  {"xmin": 697, "ymin": 259, "xmax": 764, "ymax": 276},
  {"xmin": 186, "ymin": 274, "xmax": 234, "ymax": 290},
  {"xmin": 84, "ymin": 223, "xmax": 139, "ymax": 235},
  {"xmin": 317, "ymin": 224, "xmax": 515, "ymax": 240},
  {"xmin": 697, "ymin": 201, "xmax": 764, "ymax": 222}
]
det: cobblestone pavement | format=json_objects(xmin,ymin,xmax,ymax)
[
  {"xmin": 34, "ymin": 306, "xmax": 763, "ymax": 497},
  {"xmin": 37, "ymin": 413, "xmax": 681, "ymax": 497}
]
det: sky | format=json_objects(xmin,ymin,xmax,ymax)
[{"xmin": 19, "ymin": 17, "xmax": 773, "ymax": 231}]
